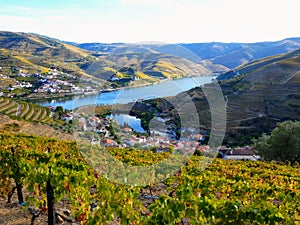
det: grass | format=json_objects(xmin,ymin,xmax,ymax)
[
  {"xmin": 104, "ymin": 67, "xmax": 117, "ymax": 73},
  {"xmin": 0, "ymin": 77, "xmax": 15, "ymax": 88},
  {"xmin": 0, "ymin": 101, "xmax": 17, "ymax": 112},
  {"xmin": 0, "ymin": 99, "xmax": 10, "ymax": 107}
]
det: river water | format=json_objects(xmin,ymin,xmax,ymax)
[
  {"xmin": 39, "ymin": 76, "xmax": 216, "ymax": 110},
  {"xmin": 107, "ymin": 114, "xmax": 146, "ymax": 133}
]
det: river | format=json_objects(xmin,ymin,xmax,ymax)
[{"xmin": 38, "ymin": 76, "xmax": 216, "ymax": 110}]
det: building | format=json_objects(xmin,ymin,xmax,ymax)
[
  {"xmin": 102, "ymin": 139, "xmax": 118, "ymax": 147},
  {"xmin": 219, "ymin": 146, "xmax": 259, "ymax": 161}
]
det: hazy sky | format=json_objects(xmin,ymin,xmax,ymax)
[{"xmin": 0, "ymin": 0, "xmax": 299, "ymax": 43}]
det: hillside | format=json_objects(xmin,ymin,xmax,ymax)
[
  {"xmin": 0, "ymin": 31, "xmax": 216, "ymax": 93},
  {"xmin": 181, "ymin": 38, "xmax": 300, "ymax": 68},
  {"xmin": 0, "ymin": 31, "xmax": 95, "ymax": 78},
  {"xmin": 70, "ymin": 42, "xmax": 229, "ymax": 74},
  {"xmin": 73, "ymin": 38, "xmax": 300, "ymax": 70},
  {"xmin": 81, "ymin": 54, "xmax": 210, "ymax": 81},
  {"xmin": 183, "ymin": 49, "xmax": 300, "ymax": 145},
  {"xmin": 218, "ymin": 48, "xmax": 300, "ymax": 81},
  {"xmin": 78, "ymin": 44, "xmax": 215, "ymax": 84},
  {"xmin": 0, "ymin": 97, "xmax": 74, "ymax": 139},
  {"xmin": 4, "ymin": 32, "xmax": 298, "ymax": 90}
]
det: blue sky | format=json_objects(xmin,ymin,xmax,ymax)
[{"xmin": 0, "ymin": 0, "xmax": 299, "ymax": 43}]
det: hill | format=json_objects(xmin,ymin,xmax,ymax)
[
  {"xmin": 181, "ymin": 38, "xmax": 300, "ymax": 68},
  {"xmin": 75, "ymin": 44, "xmax": 217, "ymax": 84},
  {"xmin": 218, "ymin": 48, "xmax": 300, "ymax": 81},
  {"xmin": 0, "ymin": 97, "xmax": 53, "ymax": 123},
  {"xmin": 182, "ymin": 49, "xmax": 300, "ymax": 145},
  {"xmin": 0, "ymin": 97, "xmax": 74, "ymax": 139},
  {"xmin": 0, "ymin": 31, "xmax": 217, "ymax": 89},
  {"xmin": 90, "ymin": 52, "xmax": 212, "ymax": 81},
  {"xmin": 0, "ymin": 31, "xmax": 95, "ymax": 78},
  {"xmin": 73, "ymin": 38, "xmax": 300, "ymax": 70}
]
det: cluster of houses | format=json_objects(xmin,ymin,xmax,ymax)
[
  {"xmin": 33, "ymin": 70, "xmax": 82, "ymax": 94},
  {"xmin": 7, "ymin": 82, "xmax": 33, "ymax": 91},
  {"xmin": 58, "ymin": 110, "xmax": 259, "ymax": 160},
  {"xmin": 60, "ymin": 110, "xmax": 201, "ymax": 151},
  {"xmin": 34, "ymin": 79, "xmax": 77, "ymax": 94},
  {"xmin": 1, "ymin": 67, "xmax": 97, "ymax": 95}
]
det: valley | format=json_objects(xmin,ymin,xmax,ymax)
[{"xmin": 0, "ymin": 30, "xmax": 300, "ymax": 225}]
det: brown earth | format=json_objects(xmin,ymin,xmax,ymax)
[{"xmin": 0, "ymin": 115, "xmax": 74, "ymax": 141}]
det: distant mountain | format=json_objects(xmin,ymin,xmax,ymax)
[
  {"xmin": 73, "ymin": 38, "xmax": 300, "ymax": 72},
  {"xmin": 183, "ymin": 49, "xmax": 300, "ymax": 145},
  {"xmin": 181, "ymin": 38, "xmax": 300, "ymax": 68},
  {"xmin": 0, "ymin": 31, "xmax": 216, "ymax": 88},
  {"xmin": 69, "ymin": 42, "xmax": 229, "ymax": 75},
  {"xmin": 98, "ymin": 53, "xmax": 210, "ymax": 78},
  {"xmin": 70, "ymin": 42, "xmax": 124, "ymax": 53}
]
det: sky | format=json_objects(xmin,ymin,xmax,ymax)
[{"xmin": 0, "ymin": 0, "xmax": 299, "ymax": 43}]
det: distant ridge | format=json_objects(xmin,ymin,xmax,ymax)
[
  {"xmin": 73, "ymin": 38, "xmax": 300, "ymax": 69},
  {"xmin": 0, "ymin": 31, "xmax": 220, "ymax": 87}
]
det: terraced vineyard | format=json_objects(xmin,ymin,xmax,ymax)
[
  {"xmin": 0, "ymin": 97, "xmax": 53, "ymax": 123},
  {"xmin": 184, "ymin": 69, "xmax": 300, "ymax": 146}
]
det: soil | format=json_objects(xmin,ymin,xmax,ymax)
[{"xmin": 0, "ymin": 193, "xmax": 79, "ymax": 225}]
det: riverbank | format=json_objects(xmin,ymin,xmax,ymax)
[
  {"xmin": 22, "ymin": 76, "xmax": 165, "ymax": 102},
  {"xmin": 32, "ymin": 75, "xmax": 215, "ymax": 105},
  {"xmin": 36, "ymin": 76, "xmax": 216, "ymax": 110},
  {"xmin": 20, "ymin": 90, "xmax": 100, "ymax": 102}
]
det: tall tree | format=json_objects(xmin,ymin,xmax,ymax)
[{"xmin": 254, "ymin": 121, "xmax": 300, "ymax": 164}]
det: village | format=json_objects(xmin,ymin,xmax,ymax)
[
  {"xmin": 56, "ymin": 107, "xmax": 259, "ymax": 161},
  {"xmin": 0, "ymin": 67, "xmax": 100, "ymax": 97},
  {"xmin": 1, "ymin": 64, "xmax": 259, "ymax": 161}
]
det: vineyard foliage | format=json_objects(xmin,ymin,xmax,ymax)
[{"xmin": 0, "ymin": 131, "xmax": 299, "ymax": 224}]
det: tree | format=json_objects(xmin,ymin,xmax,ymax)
[
  {"xmin": 54, "ymin": 106, "xmax": 64, "ymax": 120},
  {"xmin": 253, "ymin": 121, "xmax": 300, "ymax": 164}
]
